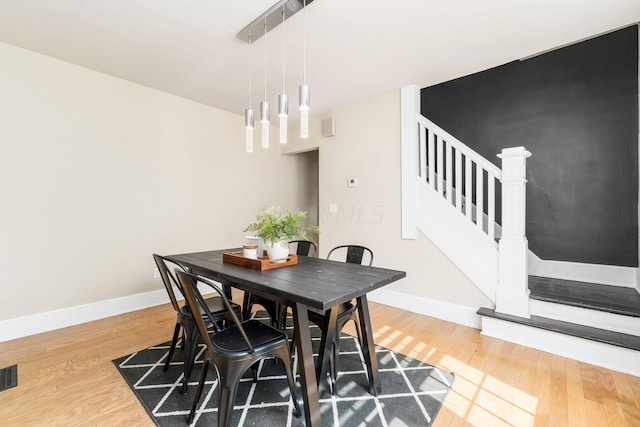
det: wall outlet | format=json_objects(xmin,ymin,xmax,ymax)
[{"xmin": 153, "ymin": 267, "xmax": 160, "ymax": 278}]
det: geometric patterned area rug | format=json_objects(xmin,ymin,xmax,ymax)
[{"xmin": 113, "ymin": 312, "xmax": 454, "ymax": 426}]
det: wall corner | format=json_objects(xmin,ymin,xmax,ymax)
[{"xmin": 401, "ymin": 85, "xmax": 419, "ymax": 239}]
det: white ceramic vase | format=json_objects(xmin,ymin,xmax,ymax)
[{"xmin": 265, "ymin": 241, "xmax": 290, "ymax": 261}]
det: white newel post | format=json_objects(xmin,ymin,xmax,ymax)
[{"xmin": 496, "ymin": 146, "xmax": 532, "ymax": 317}]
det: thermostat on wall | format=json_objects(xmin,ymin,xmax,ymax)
[{"xmin": 348, "ymin": 177, "xmax": 358, "ymax": 188}]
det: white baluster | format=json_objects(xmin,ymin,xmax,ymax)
[
  {"xmin": 465, "ymin": 155, "xmax": 472, "ymax": 220},
  {"xmin": 488, "ymin": 174, "xmax": 495, "ymax": 241},
  {"xmin": 476, "ymin": 164, "xmax": 484, "ymax": 232},
  {"xmin": 455, "ymin": 148, "xmax": 462, "ymax": 212},
  {"xmin": 419, "ymin": 124, "xmax": 427, "ymax": 181},
  {"xmin": 445, "ymin": 140, "xmax": 452, "ymax": 204},
  {"xmin": 436, "ymin": 135, "xmax": 443, "ymax": 196},
  {"xmin": 428, "ymin": 130, "xmax": 435, "ymax": 190}
]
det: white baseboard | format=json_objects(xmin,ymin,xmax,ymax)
[
  {"xmin": 0, "ymin": 287, "xmax": 481, "ymax": 344},
  {"xmin": 368, "ymin": 288, "xmax": 481, "ymax": 329},
  {"xmin": 480, "ymin": 315, "xmax": 640, "ymax": 377},
  {"xmin": 0, "ymin": 289, "xmax": 170, "ymax": 343}
]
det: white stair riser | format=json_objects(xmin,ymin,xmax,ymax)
[
  {"xmin": 481, "ymin": 316, "xmax": 640, "ymax": 377},
  {"xmin": 528, "ymin": 251, "xmax": 638, "ymax": 288},
  {"xmin": 530, "ymin": 299, "xmax": 640, "ymax": 337}
]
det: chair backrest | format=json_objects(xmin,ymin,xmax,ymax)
[
  {"xmin": 153, "ymin": 254, "xmax": 189, "ymax": 313},
  {"xmin": 289, "ymin": 240, "xmax": 317, "ymax": 257},
  {"xmin": 175, "ymin": 270, "xmax": 255, "ymax": 354},
  {"xmin": 326, "ymin": 245, "xmax": 374, "ymax": 266}
]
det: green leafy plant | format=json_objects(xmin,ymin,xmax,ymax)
[{"xmin": 244, "ymin": 206, "xmax": 319, "ymax": 244}]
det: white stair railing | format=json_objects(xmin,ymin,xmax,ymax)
[
  {"xmin": 417, "ymin": 115, "xmax": 502, "ymax": 244},
  {"xmin": 402, "ymin": 84, "xmax": 531, "ymax": 316}
]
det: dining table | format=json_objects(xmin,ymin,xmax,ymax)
[{"xmin": 166, "ymin": 249, "xmax": 406, "ymax": 427}]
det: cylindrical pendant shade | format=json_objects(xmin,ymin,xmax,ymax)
[
  {"xmin": 278, "ymin": 93, "xmax": 288, "ymax": 144},
  {"xmin": 260, "ymin": 101, "xmax": 270, "ymax": 123},
  {"xmin": 299, "ymin": 84, "xmax": 309, "ymax": 138},
  {"xmin": 246, "ymin": 126, "xmax": 254, "ymax": 152},
  {"xmin": 245, "ymin": 108, "xmax": 254, "ymax": 152},
  {"xmin": 300, "ymin": 108, "xmax": 309, "ymax": 139},
  {"xmin": 299, "ymin": 84, "xmax": 310, "ymax": 110},
  {"xmin": 245, "ymin": 108, "xmax": 254, "ymax": 128},
  {"xmin": 260, "ymin": 101, "xmax": 270, "ymax": 148},
  {"xmin": 278, "ymin": 93, "xmax": 288, "ymax": 117},
  {"xmin": 279, "ymin": 115, "xmax": 288, "ymax": 144}
]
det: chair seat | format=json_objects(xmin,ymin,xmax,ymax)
[
  {"xmin": 211, "ymin": 319, "xmax": 287, "ymax": 354},
  {"xmin": 181, "ymin": 296, "xmax": 240, "ymax": 317}
]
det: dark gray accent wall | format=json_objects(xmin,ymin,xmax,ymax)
[{"xmin": 421, "ymin": 26, "xmax": 639, "ymax": 267}]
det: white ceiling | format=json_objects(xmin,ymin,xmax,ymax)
[{"xmin": 0, "ymin": 0, "xmax": 638, "ymax": 120}]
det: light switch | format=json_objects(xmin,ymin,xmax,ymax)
[
  {"xmin": 348, "ymin": 178, "xmax": 358, "ymax": 188},
  {"xmin": 329, "ymin": 203, "xmax": 337, "ymax": 213}
]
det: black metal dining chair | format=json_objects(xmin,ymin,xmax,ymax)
[
  {"xmin": 176, "ymin": 270, "xmax": 301, "ymax": 426},
  {"xmin": 308, "ymin": 245, "xmax": 373, "ymax": 395},
  {"xmin": 290, "ymin": 239, "xmax": 317, "ymax": 257},
  {"xmin": 153, "ymin": 254, "xmax": 241, "ymax": 394},
  {"xmin": 241, "ymin": 240, "xmax": 317, "ymax": 329}
]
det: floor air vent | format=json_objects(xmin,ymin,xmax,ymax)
[{"xmin": 0, "ymin": 365, "xmax": 17, "ymax": 392}]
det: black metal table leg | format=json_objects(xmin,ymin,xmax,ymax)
[
  {"xmin": 293, "ymin": 302, "xmax": 321, "ymax": 427},
  {"xmin": 356, "ymin": 294, "xmax": 380, "ymax": 395},
  {"xmin": 316, "ymin": 306, "xmax": 338, "ymax": 395}
]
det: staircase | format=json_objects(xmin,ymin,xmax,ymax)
[
  {"xmin": 400, "ymin": 85, "xmax": 640, "ymax": 377},
  {"xmin": 479, "ymin": 277, "xmax": 640, "ymax": 376}
]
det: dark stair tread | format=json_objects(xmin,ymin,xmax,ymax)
[
  {"xmin": 477, "ymin": 307, "xmax": 640, "ymax": 351},
  {"xmin": 528, "ymin": 275, "xmax": 640, "ymax": 318}
]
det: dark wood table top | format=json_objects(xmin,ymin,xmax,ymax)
[{"xmin": 167, "ymin": 249, "xmax": 406, "ymax": 311}]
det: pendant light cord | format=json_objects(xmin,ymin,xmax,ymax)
[
  {"xmin": 282, "ymin": 7, "xmax": 286, "ymax": 93},
  {"xmin": 302, "ymin": 0, "xmax": 307, "ymax": 84},
  {"xmin": 248, "ymin": 33, "xmax": 252, "ymax": 106},
  {"xmin": 264, "ymin": 20, "xmax": 267, "ymax": 100}
]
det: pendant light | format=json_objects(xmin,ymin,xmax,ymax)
[
  {"xmin": 260, "ymin": 20, "xmax": 270, "ymax": 148},
  {"xmin": 278, "ymin": 6, "xmax": 288, "ymax": 144},
  {"xmin": 237, "ymin": 0, "xmax": 315, "ymax": 149},
  {"xmin": 299, "ymin": 0, "xmax": 310, "ymax": 139},
  {"xmin": 245, "ymin": 33, "xmax": 254, "ymax": 153}
]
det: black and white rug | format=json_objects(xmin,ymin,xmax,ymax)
[{"xmin": 113, "ymin": 312, "xmax": 454, "ymax": 426}]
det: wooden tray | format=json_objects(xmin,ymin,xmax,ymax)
[{"xmin": 223, "ymin": 251, "xmax": 298, "ymax": 271}]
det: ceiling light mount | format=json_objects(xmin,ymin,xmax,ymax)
[{"xmin": 237, "ymin": 0, "xmax": 314, "ymax": 44}]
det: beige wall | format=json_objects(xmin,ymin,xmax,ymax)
[
  {"xmin": 293, "ymin": 150, "xmax": 319, "ymax": 234},
  {"xmin": 0, "ymin": 39, "xmax": 489, "ymax": 324},
  {"xmin": 0, "ymin": 42, "xmax": 307, "ymax": 321},
  {"xmin": 285, "ymin": 91, "xmax": 491, "ymax": 308}
]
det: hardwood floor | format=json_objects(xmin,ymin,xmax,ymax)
[{"xmin": 0, "ymin": 295, "xmax": 638, "ymax": 426}]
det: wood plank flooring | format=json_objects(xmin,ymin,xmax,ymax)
[{"xmin": 0, "ymin": 293, "xmax": 638, "ymax": 426}]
